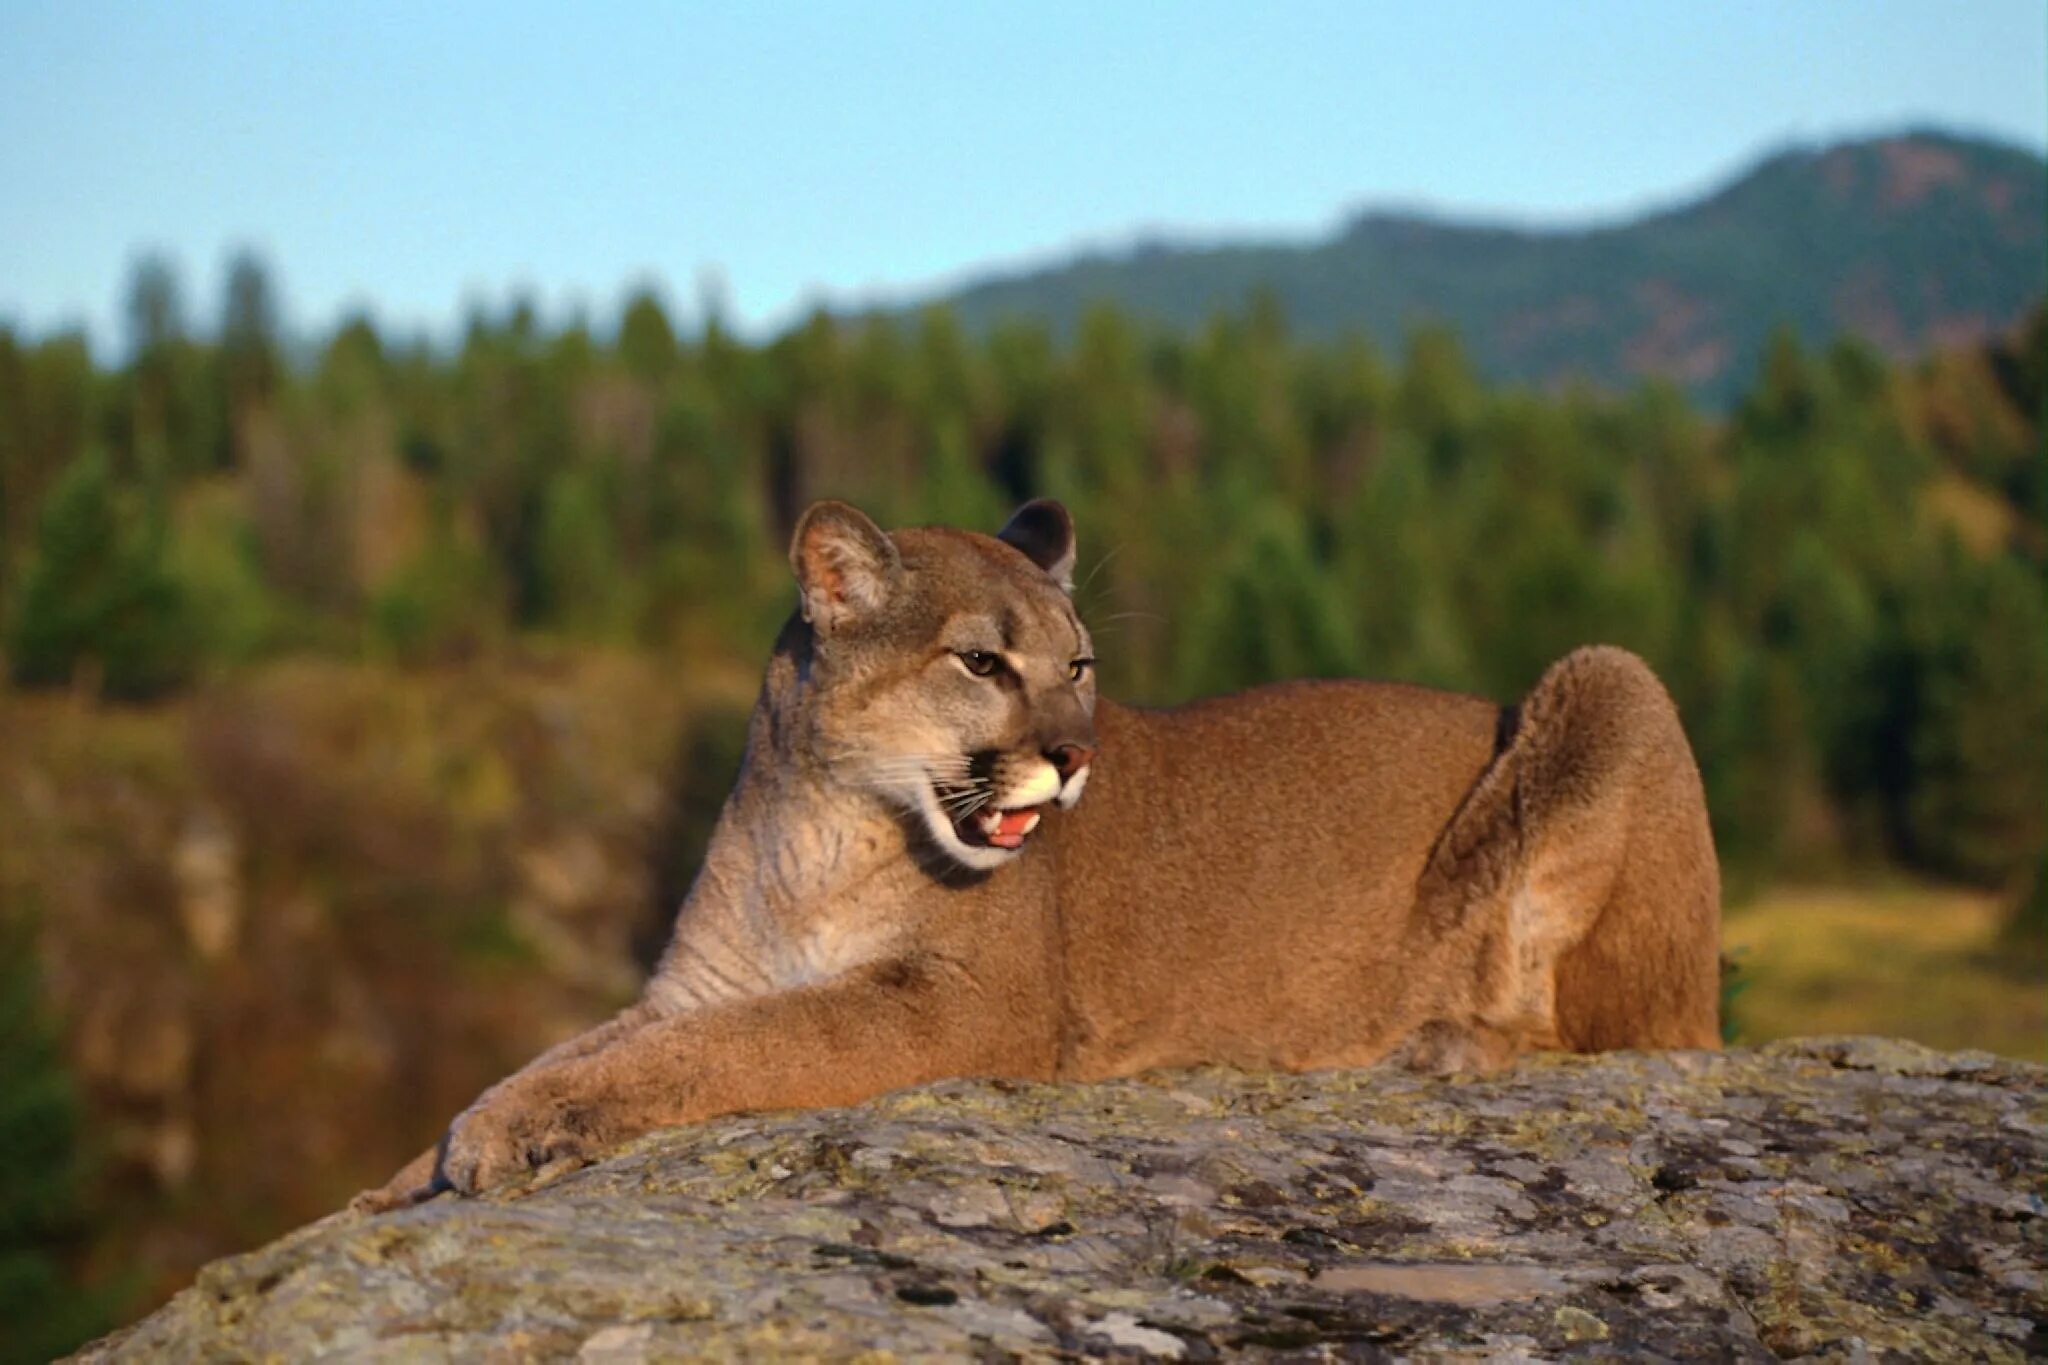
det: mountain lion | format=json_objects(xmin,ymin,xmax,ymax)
[{"xmin": 360, "ymin": 499, "xmax": 1720, "ymax": 1210}]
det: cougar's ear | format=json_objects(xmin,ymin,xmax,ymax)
[
  {"xmin": 996, "ymin": 499, "xmax": 1076, "ymax": 593},
  {"xmin": 791, "ymin": 501, "xmax": 900, "ymax": 630}
]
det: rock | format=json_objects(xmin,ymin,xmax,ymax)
[
  {"xmin": 74, "ymin": 1038, "xmax": 2046, "ymax": 1361},
  {"xmin": 171, "ymin": 806, "xmax": 242, "ymax": 963}
]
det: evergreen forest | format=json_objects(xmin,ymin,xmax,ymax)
[{"xmin": 6, "ymin": 259, "xmax": 2043, "ymax": 894}]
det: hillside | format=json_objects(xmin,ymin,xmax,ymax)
[{"xmin": 929, "ymin": 131, "xmax": 2047, "ymax": 405}]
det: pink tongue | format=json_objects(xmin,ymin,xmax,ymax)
[{"xmin": 985, "ymin": 808, "xmax": 1040, "ymax": 849}]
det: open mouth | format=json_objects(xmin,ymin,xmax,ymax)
[
  {"xmin": 924, "ymin": 756, "xmax": 1071, "ymax": 862},
  {"xmin": 949, "ymin": 800, "xmax": 1046, "ymax": 851}
]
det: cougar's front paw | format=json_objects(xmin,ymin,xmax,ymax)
[{"xmin": 439, "ymin": 1081, "xmax": 613, "ymax": 1196}]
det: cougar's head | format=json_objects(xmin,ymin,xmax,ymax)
[{"xmin": 790, "ymin": 499, "xmax": 1098, "ymax": 873}]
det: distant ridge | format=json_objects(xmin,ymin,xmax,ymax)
[{"xmin": 918, "ymin": 130, "xmax": 2046, "ymax": 405}]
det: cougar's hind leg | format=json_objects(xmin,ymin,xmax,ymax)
[
  {"xmin": 1531, "ymin": 648, "xmax": 1722, "ymax": 1051},
  {"xmin": 1551, "ymin": 751, "xmax": 1722, "ymax": 1051},
  {"xmin": 1419, "ymin": 646, "xmax": 1717, "ymax": 1056}
]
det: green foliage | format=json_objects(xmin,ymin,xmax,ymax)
[
  {"xmin": 369, "ymin": 527, "xmax": 502, "ymax": 665},
  {"xmin": 1340, "ymin": 434, "xmax": 1473, "ymax": 690},
  {"xmin": 536, "ymin": 464, "xmax": 631, "ymax": 636},
  {"xmin": 1893, "ymin": 553, "xmax": 2048, "ymax": 885},
  {"xmin": 220, "ymin": 251, "xmax": 281, "ymax": 404},
  {"xmin": 1174, "ymin": 505, "xmax": 1358, "ymax": 699},
  {"xmin": 2005, "ymin": 849, "xmax": 2048, "ymax": 957},
  {"xmin": 1718, "ymin": 948, "xmax": 1752, "ymax": 1046},
  {"xmin": 0, "ymin": 251, "xmax": 2040, "ymax": 890},
  {"xmin": 164, "ymin": 489, "xmax": 283, "ymax": 665},
  {"xmin": 0, "ymin": 916, "xmax": 108, "ymax": 1364},
  {"xmin": 6, "ymin": 451, "xmax": 195, "ymax": 699},
  {"xmin": 618, "ymin": 288, "xmax": 680, "ymax": 382}
]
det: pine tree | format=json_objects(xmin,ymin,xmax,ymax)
[
  {"xmin": 535, "ymin": 465, "xmax": 628, "ymax": 637},
  {"xmin": 5, "ymin": 452, "xmax": 194, "ymax": 698},
  {"xmin": 221, "ymin": 250, "xmax": 281, "ymax": 403},
  {"xmin": 1900, "ymin": 554, "xmax": 2048, "ymax": 885},
  {"xmin": 1175, "ymin": 504, "xmax": 1358, "ymax": 700},
  {"xmin": 1739, "ymin": 325, "xmax": 1821, "ymax": 443},
  {"xmin": 1340, "ymin": 433, "xmax": 1472, "ymax": 690},
  {"xmin": 0, "ymin": 916, "xmax": 108, "ymax": 1363},
  {"xmin": 2005, "ymin": 846, "xmax": 2048, "ymax": 956},
  {"xmin": 618, "ymin": 288, "xmax": 679, "ymax": 382},
  {"xmin": 123, "ymin": 254, "xmax": 184, "ymax": 362},
  {"xmin": 120, "ymin": 253, "xmax": 220, "ymax": 481}
]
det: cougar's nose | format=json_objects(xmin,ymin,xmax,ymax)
[{"xmin": 1046, "ymin": 743, "xmax": 1096, "ymax": 780}]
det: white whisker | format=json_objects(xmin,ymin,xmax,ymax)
[{"xmin": 1076, "ymin": 543, "xmax": 1123, "ymax": 595}]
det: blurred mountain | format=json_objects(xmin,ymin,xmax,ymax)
[{"xmin": 925, "ymin": 131, "xmax": 2046, "ymax": 405}]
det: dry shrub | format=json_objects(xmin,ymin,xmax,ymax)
[{"xmin": 1, "ymin": 650, "xmax": 734, "ymax": 1309}]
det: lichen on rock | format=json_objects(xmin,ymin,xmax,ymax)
[{"xmin": 74, "ymin": 1037, "xmax": 2046, "ymax": 1360}]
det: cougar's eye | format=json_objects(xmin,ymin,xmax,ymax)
[
  {"xmin": 957, "ymin": 650, "xmax": 1001, "ymax": 678},
  {"xmin": 1068, "ymin": 657, "xmax": 1094, "ymax": 683}
]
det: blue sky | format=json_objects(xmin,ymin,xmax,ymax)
[{"xmin": 2, "ymin": 1, "xmax": 2043, "ymax": 354}]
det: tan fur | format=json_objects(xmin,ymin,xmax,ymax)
[{"xmin": 358, "ymin": 500, "xmax": 1721, "ymax": 1210}]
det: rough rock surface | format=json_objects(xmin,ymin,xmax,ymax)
[{"xmin": 78, "ymin": 1038, "xmax": 2045, "ymax": 1361}]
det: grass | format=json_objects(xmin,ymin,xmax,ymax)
[{"xmin": 1723, "ymin": 881, "xmax": 2046, "ymax": 1062}]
